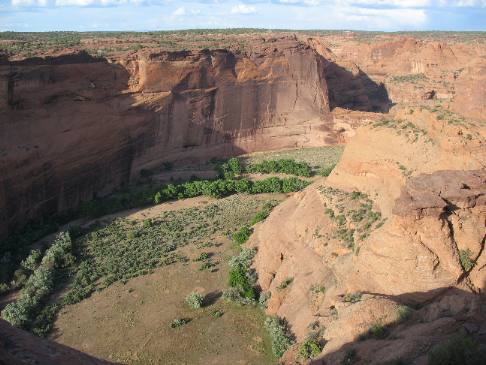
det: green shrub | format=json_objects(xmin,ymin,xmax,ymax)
[
  {"xmin": 428, "ymin": 334, "xmax": 486, "ymax": 365},
  {"xmin": 246, "ymin": 159, "xmax": 312, "ymax": 177},
  {"xmin": 298, "ymin": 338, "xmax": 323, "ymax": 359},
  {"xmin": 264, "ymin": 316, "xmax": 295, "ymax": 357},
  {"xmin": 142, "ymin": 219, "xmax": 153, "ymax": 228},
  {"xmin": 211, "ymin": 309, "xmax": 224, "ymax": 318},
  {"xmin": 250, "ymin": 201, "xmax": 278, "ymax": 225},
  {"xmin": 459, "ymin": 249, "xmax": 474, "ymax": 271},
  {"xmin": 222, "ymin": 287, "xmax": 254, "ymax": 305},
  {"xmin": 194, "ymin": 252, "xmax": 210, "ymax": 261},
  {"xmin": 232, "ymin": 226, "xmax": 252, "ymax": 245},
  {"xmin": 360, "ymin": 324, "xmax": 387, "ymax": 340},
  {"xmin": 282, "ymin": 177, "xmax": 309, "ymax": 193},
  {"xmin": 217, "ymin": 157, "xmax": 242, "ymax": 179},
  {"xmin": 226, "ymin": 248, "xmax": 257, "ymax": 301},
  {"xmin": 170, "ymin": 318, "xmax": 191, "ymax": 328},
  {"xmin": 258, "ymin": 291, "xmax": 271, "ymax": 308},
  {"xmin": 0, "ymin": 282, "xmax": 9, "ymax": 295},
  {"xmin": 396, "ymin": 305, "xmax": 413, "ymax": 322},
  {"xmin": 153, "ymin": 191, "xmax": 162, "ymax": 204},
  {"xmin": 310, "ymin": 284, "xmax": 326, "ymax": 294},
  {"xmin": 341, "ymin": 348, "xmax": 357, "ymax": 364},
  {"xmin": 185, "ymin": 292, "xmax": 204, "ymax": 309},
  {"xmin": 343, "ymin": 292, "xmax": 362, "ymax": 303},
  {"xmin": 277, "ymin": 277, "xmax": 293, "ymax": 290},
  {"xmin": 1, "ymin": 232, "xmax": 73, "ymax": 331},
  {"xmin": 228, "ymin": 264, "xmax": 255, "ymax": 300},
  {"xmin": 21, "ymin": 249, "xmax": 42, "ymax": 271}
]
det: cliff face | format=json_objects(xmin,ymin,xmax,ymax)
[
  {"xmin": 0, "ymin": 39, "xmax": 332, "ymax": 237},
  {"xmin": 250, "ymin": 108, "xmax": 486, "ymax": 363}
]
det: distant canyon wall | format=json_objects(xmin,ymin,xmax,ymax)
[{"xmin": 0, "ymin": 39, "xmax": 333, "ymax": 237}]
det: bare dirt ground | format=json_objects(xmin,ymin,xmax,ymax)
[{"xmin": 50, "ymin": 194, "xmax": 288, "ymax": 365}]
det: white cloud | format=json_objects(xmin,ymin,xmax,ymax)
[
  {"xmin": 344, "ymin": 7, "xmax": 427, "ymax": 27},
  {"xmin": 347, "ymin": 0, "xmax": 432, "ymax": 7},
  {"xmin": 439, "ymin": 0, "xmax": 486, "ymax": 6},
  {"xmin": 11, "ymin": 0, "xmax": 47, "ymax": 6},
  {"xmin": 231, "ymin": 3, "xmax": 257, "ymax": 14},
  {"xmin": 172, "ymin": 6, "xmax": 186, "ymax": 16}
]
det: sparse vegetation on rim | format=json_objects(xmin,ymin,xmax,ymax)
[
  {"xmin": 371, "ymin": 118, "xmax": 430, "ymax": 143},
  {"xmin": 319, "ymin": 186, "xmax": 385, "ymax": 251}
]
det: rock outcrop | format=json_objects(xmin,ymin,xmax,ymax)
[{"xmin": 250, "ymin": 108, "xmax": 486, "ymax": 363}]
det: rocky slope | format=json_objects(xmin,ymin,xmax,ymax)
[
  {"xmin": 0, "ymin": 37, "xmax": 334, "ymax": 238},
  {"xmin": 250, "ymin": 107, "xmax": 486, "ymax": 363}
]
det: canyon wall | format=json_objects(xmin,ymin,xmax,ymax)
[
  {"xmin": 250, "ymin": 108, "xmax": 486, "ymax": 363},
  {"xmin": 0, "ymin": 38, "xmax": 333, "ymax": 238}
]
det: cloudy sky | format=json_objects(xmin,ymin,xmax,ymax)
[{"xmin": 1, "ymin": 0, "xmax": 485, "ymax": 32}]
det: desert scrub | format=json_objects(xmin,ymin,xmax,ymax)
[
  {"xmin": 390, "ymin": 73, "xmax": 427, "ymax": 84},
  {"xmin": 371, "ymin": 118, "xmax": 429, "ymax": 143},
  {"xmin": 319, "ymin": 186, "xmax": 385, "ymax": 250},
  {"xmin": 277, "ymin": 277, "xmax": 294, "ymax": 290},
  {"xmin": 226, "ymin": 248, "xmax": 257, "ymax": 302},
  {"xmin": 343, "ymin": 292, "xmax": 362, "ymax": 303},
  {"xmin": 459, "ymin": 249, "xmax": 474, "ymax": 271},
  {"xmin": 298, "ymin": 338, "xmax": 323, "ymax": 359},
  {"xmin": 170, "ymin": 318, "xmax": 191, "ymax": 329},
  {"xmin": 185, "ymin": 292, "xmax": 204, "ymax": 309},
  {"xmin": 359, "ymin": 324, "xmax": 387, "ymax": 340},
  {"xmin": 250, "ymin": 200, "xmax": 279, "ymax": 225},
  {"xmin": 310, "ymin": 284, "xmax": 326, "ymax": 294},
  {"xmin": 1, "ymin": 232, "xmax": 73, "ymax": 331},
  {"xmin": 396, "ymin": 305, "xmax": 413, "ymax": 322},
  {"xmin": 20, "ymin": 249, "xmax": 42, "ymax": 271},
  {"xmin": 264, "ymin": 316, "xmax": 295, "ymax": 358},
  {"xmin": 232, "ymin": 226, "xmax": 253, "ymax": 245},
  {"xmin": 428, "ymin": 334, "xmax": 486, "ymax": 365}
]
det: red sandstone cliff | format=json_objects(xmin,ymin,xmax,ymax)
[{"xmin": 0, "ymin": 38, "xmax": 333, "ymax": 238}]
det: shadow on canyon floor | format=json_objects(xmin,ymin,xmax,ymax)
[
  {"xmin": 310, "ymin": 282, "xmax": 486, "ymax": 365},
  {"xmin": 0, "ymin": 319, "xmax": 120, "ymax": 365},
  {"xmin": 324, "ymin": 60, "xmax": 391, "ymax": 113}
]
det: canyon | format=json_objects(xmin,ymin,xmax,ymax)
[{"xmin": 0, "ymin": 30, "xmax": 485, "ymax": 364}]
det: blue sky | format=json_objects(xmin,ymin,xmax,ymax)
[{"xmin": 1, "ymin": 0, "xmax": 486, "ymax": 32}]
